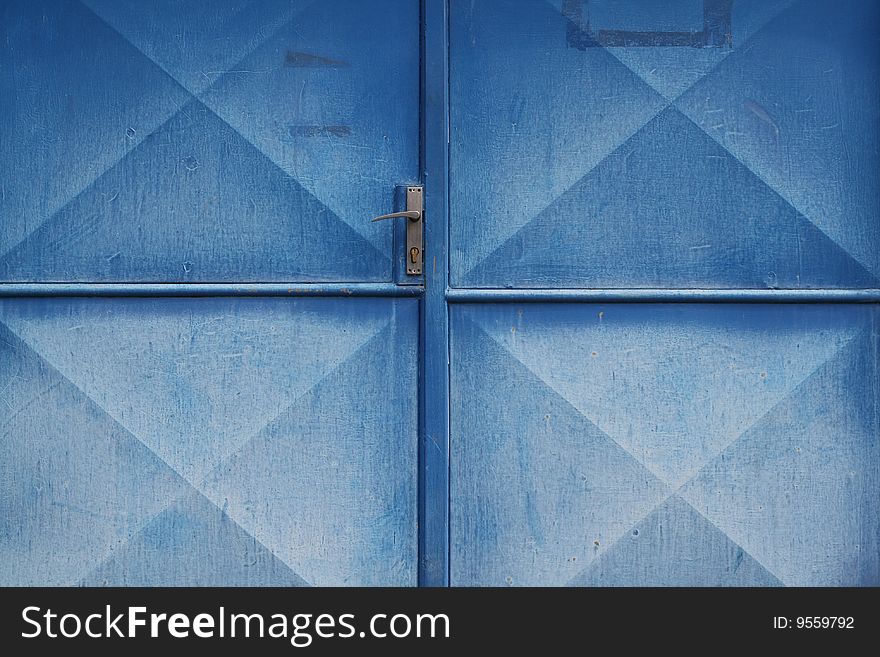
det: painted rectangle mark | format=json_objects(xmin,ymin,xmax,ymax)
[{"xmin": 563, "ymin": 0, "xmax": 733, "ymax": 49}]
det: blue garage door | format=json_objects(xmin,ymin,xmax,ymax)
[
  {"xmin": 448, "ymin": 0, "xmax": 879, "ymax": 586},
  {"xmin": 0, "ymin": 0, "xmax": 419, "ymax": 586}
]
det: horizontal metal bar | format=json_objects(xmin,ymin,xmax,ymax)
[
  {"xmin": 446, "ymin": 288, "xmax": 880, "ymax": 304},
  {"xmin": 0, "ymin": 283, "xmax": 423, "ymax": 298}
]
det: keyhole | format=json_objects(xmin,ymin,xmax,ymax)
[{"xmin": 410, "ymin": 247, "xmax": 420, "ymax": 264}]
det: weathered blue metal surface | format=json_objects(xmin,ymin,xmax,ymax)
[
  {"xmin": 450, "ymin": 303, "xmax": 880, "ymax": 586},
  {"xmin": 419, "ymin": 0, "xmax": 452, "ymax": 587},
  {"xmin": 0, "ymin": 0, "xmax": 418, "ymax": 282},
  {"xmin": 450, "ymin": 0, "xmax": 880, "ymax": 289},
  {"xmin": 0, "ymin": 297, "xmax": 418, "ymax": 586},
  {"xmin": 3, "ymin": 0, "xmax": 878, "ymax": 591}
]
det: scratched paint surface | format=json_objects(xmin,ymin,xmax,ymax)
[
  {"xmin": 0, "ymin": 0, "xmax": 418, "ymax": 282},
  {"xmin": 0, "ymin": 298, "xmax": 418, "ymax": 585},
  {"xmin": 451, "ymin": 304, "xmax": 879, "ymax": 586},
  {"xmin": 450, "ymin": 0, "xmax": 880, "ymax": 288}
]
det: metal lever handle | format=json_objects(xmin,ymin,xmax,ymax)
[
  {"xmin": 371, "ymin": 210, "xmax": 421, "ymax": 223},
  {"xmin": 373, "ymin": 186, "xmax": 423, "ymax": 275}
]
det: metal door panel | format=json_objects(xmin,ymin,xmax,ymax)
[
  {"xmin": 450, "ymin": 303, "xmax": 879, "ymax": 586},
  {"xmin": 0, "ymin": 297, "xmax": 418, "ymax": 586},
  {"xmin": 0, "ymin": 0, "xmax": 418, "ymax": 282},
  {"xmin": 449, "ymin": 0, "xmax": 880, "ymax": 289}
]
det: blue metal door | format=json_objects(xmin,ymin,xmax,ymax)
[
  {"xmin": 0, "ymin": 0, "xmax": 420, "ymax": 586},
  {"xmin": 2, "ymin": 0, "xmax": 878, "ymax": 590},
  {"xmin": 446, "ymin": 0, "xmax": 879, "ymax": 586}
]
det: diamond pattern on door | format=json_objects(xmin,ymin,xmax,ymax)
[
  {"xmin": 451, "ymin": 0, "xmax": 879, "ymax": 288},
  {"xmin": 0, "ymin": 298, "xmax": 418, "ymax": 586},
  {"xmin": 681, "ymin": 329, "xmax": 880, "ymax": 586},
  {"xmin": 451, "ymin": 304, "xmax": 879, "ymax": 586},
  {"xmin": 0, "ymin": 0, "xmax": 418, "ymax": 282}
]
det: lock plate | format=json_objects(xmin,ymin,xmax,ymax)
[{"xmin": 405, "ymin": 186, "xmax": 423, "ymax": 275}]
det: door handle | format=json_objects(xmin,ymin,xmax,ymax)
[
  {"xmin": 371, "ymin": 210, "xmax": 421, "ymax": 222},
  {"xmin": 372, "ymin": 186, "xmax": 423, "ymax": 276}
]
